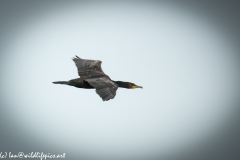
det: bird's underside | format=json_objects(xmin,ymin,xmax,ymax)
[{"xmin": 53, "ymin": 55, "xmax": 142, "ymax": 101}]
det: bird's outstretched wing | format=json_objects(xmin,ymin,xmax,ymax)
[
  {"xmin": 85, "ymin": 77, "xmax": 118, "ymax": 101},
  {"xmin": 72, "ymin": 55, "xmax": 118, "ymax": 101},
  {"xmin": 72, "ymin": 55, "xmax": 108, "ymax": 79}
]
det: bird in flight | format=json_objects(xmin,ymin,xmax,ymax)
[{"xmin": 53, "ymin": 56, "xmax": 142, "ymax": 101}]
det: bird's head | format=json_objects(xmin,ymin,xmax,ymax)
[
  {"xmin": 129, "ymin": 83, "xmax": 143, "ymax": 89},
  {"xmin": 113, "ymin": 81, "xmax": 143, "ymax": 89}
]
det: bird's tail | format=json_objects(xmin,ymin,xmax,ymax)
[{"xmin": 52, "ymin": 81, "xmax": 68, "ymax": 85}]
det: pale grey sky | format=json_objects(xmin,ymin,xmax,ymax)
[{"xmin": 1, "ymin": 1, "xmax": 240, "ymax": 160}]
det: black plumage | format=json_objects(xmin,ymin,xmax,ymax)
[{"xmin": 53, "ymin": 56, "xmax": 142, "ymax": 101}]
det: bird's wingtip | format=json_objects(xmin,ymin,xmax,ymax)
[{"xmin": 71, "ymin": 55, "xmax": 81, "ymax": 60}]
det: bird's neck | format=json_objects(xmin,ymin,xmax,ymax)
[{"xmin": 113, "ymin": 81, "xmax": 130, "ymax": 88}]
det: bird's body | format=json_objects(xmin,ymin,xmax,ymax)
[
  {"xmin": 68, "ymin": 78, "xmax": 94, "ymax": 89},
  {"xmin": 53, "ymin": 56, "xmax": 142, "ymax": 101}
]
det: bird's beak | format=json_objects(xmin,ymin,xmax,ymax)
[{"xmin": 135, "ymin": 85, "xmax": 143, "ymax": 89}]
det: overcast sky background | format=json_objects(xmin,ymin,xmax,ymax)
[{"xmin": 0, "ymin": 1, "xmax": 240, "ymax": 160}]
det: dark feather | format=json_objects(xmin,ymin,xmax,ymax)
[
  {"xmin": 85, "ymin": 77, "xmax": 118, "ymax": 101},
  {"xmin": 72, "ymin": 56, "xmax": 108, "ymax": 79},
  {"xmin": 72, "ymin": 56, "xmax": 118, "ymax": 101}
]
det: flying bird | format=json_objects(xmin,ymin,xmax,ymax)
[{"xmin": 53, "ymin": 56, "xmax": 142, "ymax": 101}]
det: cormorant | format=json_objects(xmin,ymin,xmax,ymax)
[{"xmin": 53, "ymin": 55, "xmax": 142, "ymax": 101}]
